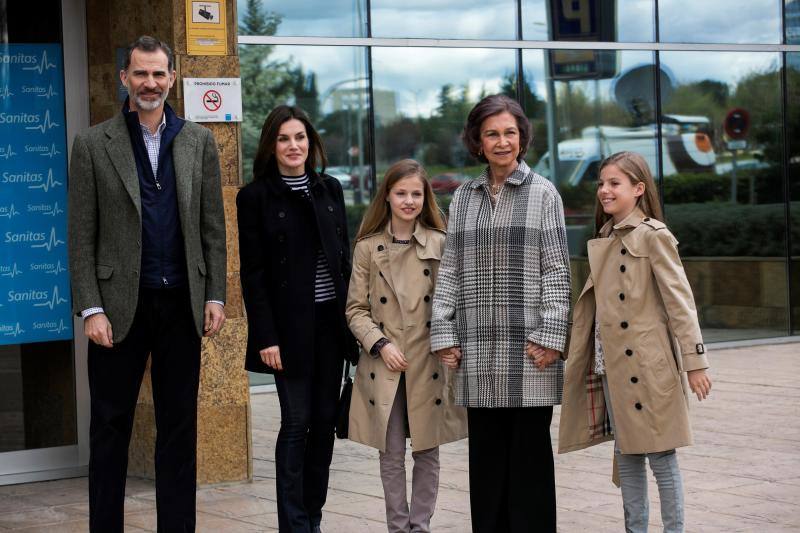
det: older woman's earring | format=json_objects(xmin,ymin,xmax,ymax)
[{"xmin": 478, "ymin": 148, "xmax": 483, "ymax": 156}]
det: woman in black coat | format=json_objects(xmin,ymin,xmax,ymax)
[{"xmin": 237, "ymin": 104, "xmax": 357, "ymax": 533}]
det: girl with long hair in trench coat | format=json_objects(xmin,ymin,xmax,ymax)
[
  {"xmin": 346, "ymin": 159, "xmax": 467, "ymax": 533},
  {"xmin": 559, "ymin": 151, "xmax": 713, "ymax": 533}
]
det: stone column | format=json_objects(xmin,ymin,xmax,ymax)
[{"xmin": 84, "ymin": 0, "xmax": 251, "ymax": 484}]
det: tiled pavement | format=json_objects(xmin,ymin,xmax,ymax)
[{"xmin": 1, "ymin": 342, "xmax": 799, "ymax": 532}]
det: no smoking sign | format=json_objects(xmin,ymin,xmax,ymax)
[
  {"xmin": 203, "ymin": 90, "xmax": 222, "ymax": 112},
  {"xmin": 183, "ymin": 78, "xmax": 242, "ymax": 122}
]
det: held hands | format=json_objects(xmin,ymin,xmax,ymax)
[
  {"xmin": 435, "ymin": 346, "xmax": 462, "ymax": 369},
  {"xmin": 526, "ymin": 341, "xmax": 560, "ymax": 371},
  {"xmin": 687, "ymin": 369, "xmax": 712, "ymax": 401},
  {"xmin": 380, "ymin": 343, "xmax": 409, "ymax": 372},
  {"xmin": 85, "ymin": 313, "xmax": 113, "ymax": 348},
  {"xmin": 203, "ymin": 302, "xmax": 226, "ymax": 337},
  {"xmin": 260, "ymin": 345, "xmax": 283, "ymax": 371}
]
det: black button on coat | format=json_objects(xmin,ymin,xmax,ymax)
[{"xmin": 237, "ymin": 171, "xmax": 358, "ymax": 376}]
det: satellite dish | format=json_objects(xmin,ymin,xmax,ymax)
[{"xmin": 611, "ymin": 63, "xmax": 675, "ymax": 123}]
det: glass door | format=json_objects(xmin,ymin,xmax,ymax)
[{"xmin": 0, "ymin": 0, "xmax": 90, "ymax": 484}]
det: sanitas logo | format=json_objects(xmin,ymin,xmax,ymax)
[
  {"xmin": 0, "ymin": 322, "xmax": 25, "ymax": 337},
  {"xmin": 0, "ymin": 203, "xmax": 20, "ymax": 219},
  {"xmin": 0, "ymin": 144, "xmax": 17, "ymax": 159},
  {"xmin": 29, "ymin": 260, "xmax": 66, "ymax": 275},
  {"xmin": 0, "ymin": 112, "xmax": 40, "ymax": 125},
  {"xmin": 0, "ymin": 263, "xmax": 24, "ymax": 278},
  {"xmin": 21, "ymin": 50, "xmax": 56, "ymax": 74},
  {"xmin": 2, "ymin": 170, "xmax": 43, "ymax": 184},
  {"xmin": 28, "ymin": 169, "xmax": 63, "ymax": 191},
  {"xmin": 25, "ymin": 143, "xmax": 60, "ymax": 158},
  {"xmin": 21, "ymin": 85, "xmax": 58, "ymax": 99},
  {"xmin": 0, "ymin": 52, "xmax": 37, "ymax": 64},
  {"xmin": 5, "ymin": 230, "xmax": 46, "ymax": 244},
  {"xmin": 28, "ymin": 201, "xmax": 64, "ymax": 216}
]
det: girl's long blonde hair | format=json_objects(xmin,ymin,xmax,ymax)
[
  {"xmin": 356, "ymin": 159, "xmax": 445, "ymax": 241},
  {"xmin": 595, "ymin": 151, "xmax": 664, "ymax": 234}
]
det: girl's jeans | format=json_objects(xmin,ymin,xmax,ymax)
[{"xmin": 602, "ymin": 376, "xmax": 685, "ymax": 533}]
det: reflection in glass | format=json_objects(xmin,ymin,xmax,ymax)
[
  {"xmin": 788, "ymin": 0, "xmax": 800, "ymax": 44},
  {"xmin": 659, "ymin": 0, "xmax": 781, "ymax": 44},
  {"xmin": 522, "ymin": 0, "xmax": 655, "ymax": 42},
  {"xmin": 371, "ymin": 0, "xmax": 516, "ymax": 39},
  {"xmin": 238, "ymin": 44, "xmax": 371, "ymax": 197},
  {"xmin": 660, "ymin": 51, "xmax": 787, "ymax": 340},
  {"xmin": 236, "ymin": 0, "xmax": 367, "ymax": 37},
  {"xmin": 0, "ymin": 341, "xmax": 76, "ymax": 452},
  {"xmin": 524, "ymin": 49, "xmax": 657, "ymax": 263},
  {"xmin": 788, "ymin": 53, "xmax": 800, "ymax": 333},
  {"xmin": 371, "ymin": 47, "xmax": 516, "ymax": 203}
]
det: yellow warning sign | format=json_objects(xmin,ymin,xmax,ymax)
[{"xmin": 185, "ymin": 0, "xmax": 227, "ymax": 56}]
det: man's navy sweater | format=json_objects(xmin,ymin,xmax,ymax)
[{"xmin": 122, "ymin": 101, "xmax": 188, "ymax": 289}]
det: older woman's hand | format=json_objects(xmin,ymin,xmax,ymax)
[
  {"xmin": 435, "ymin": 346, "xmax": 462, "ymax": 369},
  {"xmin": 260, "ymin": 345, "xmax": 282, "ymax": 371},
  {"xmin": 526, "ymin": 342, "xmax": 559, "ymax": 371}
]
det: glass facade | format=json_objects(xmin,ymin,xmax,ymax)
[{"xmin": 237, "ymin": 0, "xmax": 800, "ymax": 343}]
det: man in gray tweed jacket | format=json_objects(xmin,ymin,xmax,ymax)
[{"xmin": 67, "ymin": 36, "xmax": 226, "ymax": 532}]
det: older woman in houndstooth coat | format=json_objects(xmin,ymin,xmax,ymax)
[{"xmin": 431, "ymin": 94, "xmax": 571, "ymax": 533}]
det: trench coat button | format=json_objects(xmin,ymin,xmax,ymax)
[
  {"xmin": 328, "ymin": 205, "xmax": 334, "ymax": 212},
  {"xmin": 424, "ymin": 295, "xmax": 431, "ymax": 302},
  {"xmin": 643, "ymin": 217, "xmax": 650, "ymax": 222},
  {"xmin": 424, "ymin": 268, "xmax": 430, "ymax": 276},
  {"xmin": 620, "ymin": 265, "xmax": 626, "ymax": 273},
  {"xmin": 631, "ymin": 376, "xmax": 638, "ymax": 383},
  {"xmin": 379, "ymin": 322, "xmax": 384, "ymax": 329},
  {"xmin": 619, "ymin": 293, "xmax": 625, "ymax": 301},
  {"xmin": 426, "ymin": 321, "xmax": 431, "ymax": 328},
  {"xmin": 377, "ymin": 245, "xmax": 384, "ymax": 251},
  {"xmin": 379, "ymin": 271, "xmax": 384, "ymax": 278},
  {"xmin": 621, "ymin": 249, "xmax": 627, "ymax": 255},
  {"xmin": 370, "ymin": 372, "xmax": 375, "ymax": 379},
  {"xmin": 635, "ymin": 402, "xmax": 643, "ymax": 410},
  {"xmin": 369, "ymin": 399, "xmax": 375, "ymax": 405},
  {"xmin": 625, "ymin": 348, "xmax": 633, "ymax": 356},
  {"xmin": 278, "ymin": 211, "xmax": 286, "ymax": 218},
  {"xmin": 435, "ymin": 399, "xmax": 442, "ymax": 405},
  {"xmin": 621, "ymin": 321, "xmax": 629, "ymax": 329},
  {"xmin": 432, "ymin": 372, "xmax": 439, "ymax": 380},
  {"xmin": 380, "ymin": 296, "xmax": 387, "ymax": 304}
]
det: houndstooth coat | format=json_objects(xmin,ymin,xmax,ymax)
[{"xmin": 430, "ymin": 161, "xmax": 571, "ymax": 408}]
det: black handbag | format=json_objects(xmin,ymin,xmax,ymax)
[{"xmin": 335, "ymin": 361, "xmax": 352, "ymax": 439}]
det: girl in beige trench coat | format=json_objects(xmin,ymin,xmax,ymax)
[
  {"xmin": 346, "ymin": 160, "xmax": 467, "ymax": 533},
  {"xmin": 559, "ymin": 152, "xmax": 712, "ymax": 533}
]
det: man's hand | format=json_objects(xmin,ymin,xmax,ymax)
[
  {"xmin": 85, "ymin": 313, "xmax": 113, "ymax": 348},
  {"xmin": 687, "ymin": 369, "xmax": 712, "ymax": 401},
  {"xmin": 260, "ymin": 345, "xmax": 282, "ymax": 371},
  {"xmin": 380, "ymin": 343, "xmax": 409, "ymax": 372},
  {"xmin": 203, "ymin": 302, "xmax": 225, "ymax": 337},
  {"xmin": 435, "ymin": 346, "xmax": 462, "ymax": 369},
  {"xmin": 526, "ymin": 342, "xmax": 560, "ymax": 371}
]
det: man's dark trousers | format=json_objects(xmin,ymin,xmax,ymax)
[{"xmin": 88, "ymin": 286, "xmax": 201, "ymax": 533}]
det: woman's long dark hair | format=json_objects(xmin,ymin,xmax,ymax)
[{"xmin": 252, "ymin": 105, "xmax": 328, "ymax": 180}]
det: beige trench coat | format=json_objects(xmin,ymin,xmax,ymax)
[
  {"xmin": 559, "ymin": 209, "xmax": 710, "ymax": 458},
  {"xmin": 346, "ymin": 224, "xmax": 467, "ymax": 452}
]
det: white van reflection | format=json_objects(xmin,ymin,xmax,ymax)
[{"xmin": 534, "ymin": 114, "xmax": 716, "ymax": 187}]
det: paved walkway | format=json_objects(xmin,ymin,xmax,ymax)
[{"xmin": 1, "ymin": 342, "xmax": 798, "ymax": 532}]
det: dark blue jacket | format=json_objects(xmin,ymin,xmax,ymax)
[{"xmin": 123, "ymin": 101, "xmax": 187, "ymax": 289}]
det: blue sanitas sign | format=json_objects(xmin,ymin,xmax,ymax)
[{"xmin": 0, "ymin": 44, "xmax": 73, "ymax": 344}]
